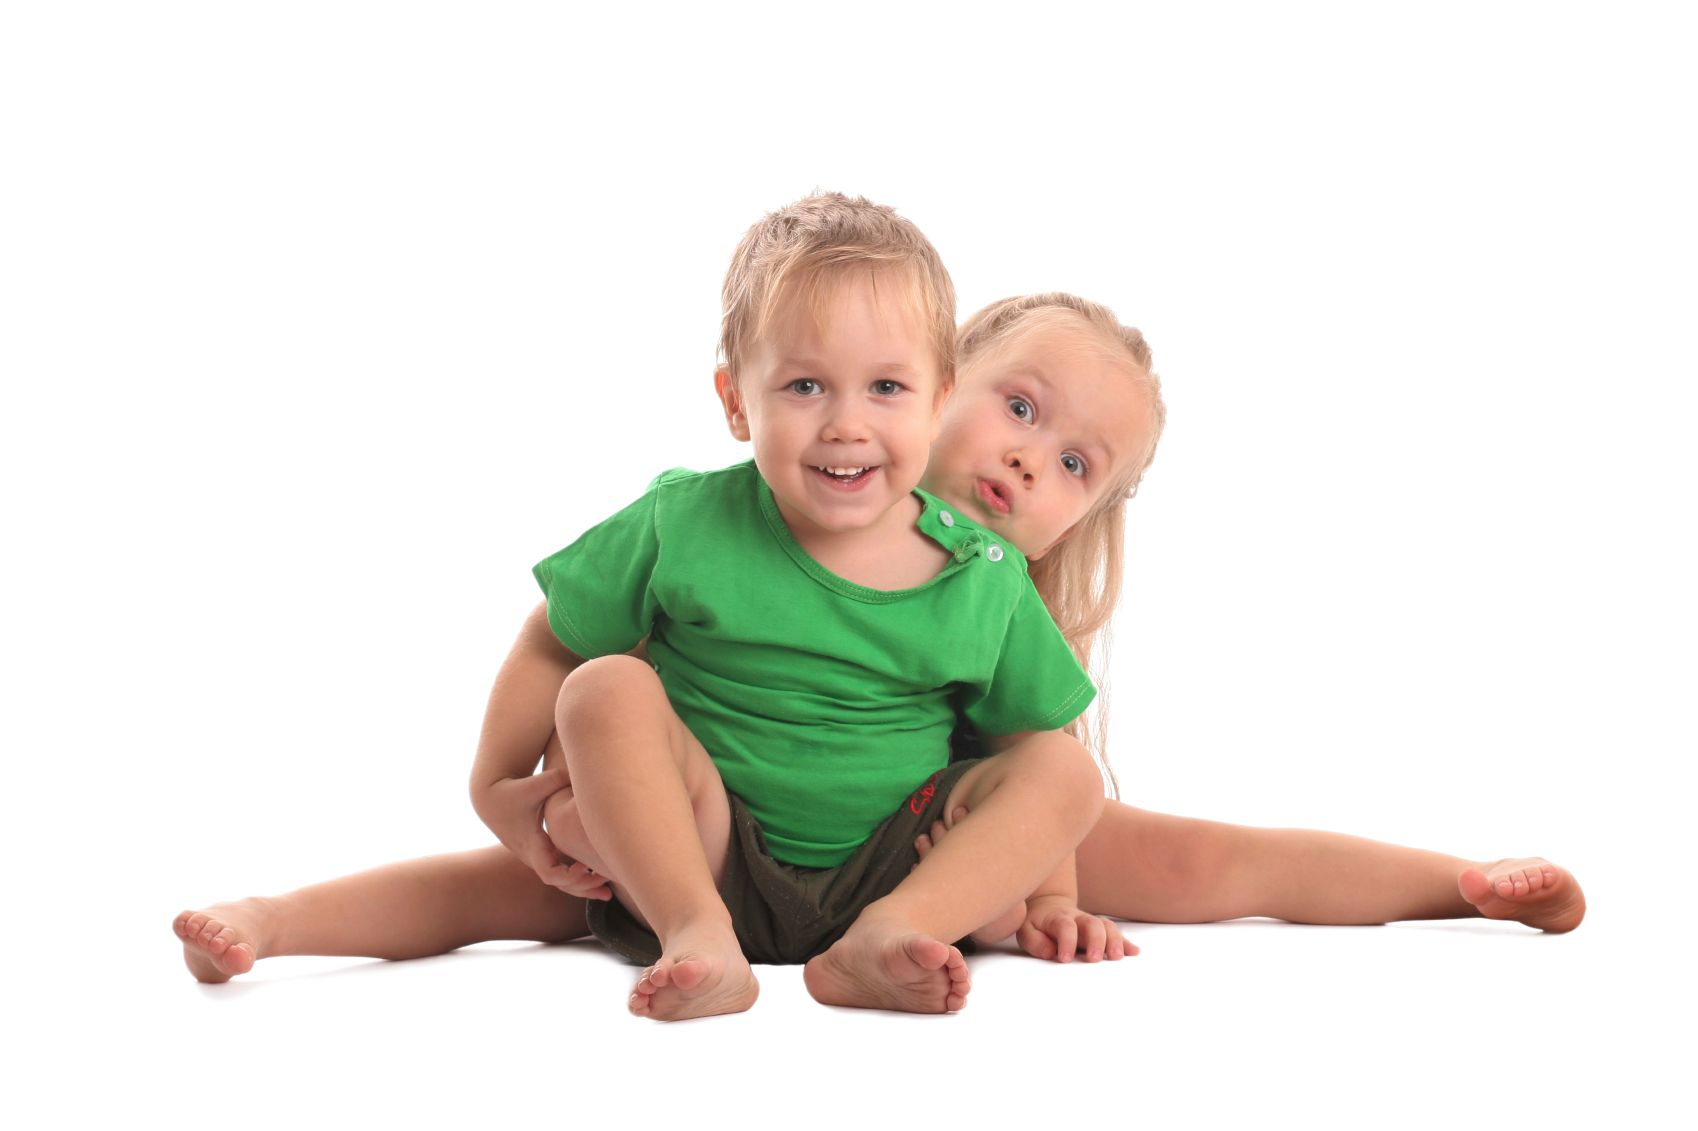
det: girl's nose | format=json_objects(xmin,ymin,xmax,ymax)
[{"xmin": 1006, "ymin": 448, "xmax": 1039, "ymax": 485}]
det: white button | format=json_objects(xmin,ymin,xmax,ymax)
[
  {"xmin": 986, "ymin": 544, "xmax": 1004, "ymax": 562},
  {"xmin": 939, "ymin": 511, "xmax": 954, "ymax": 527}
]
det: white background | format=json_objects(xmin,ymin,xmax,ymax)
[{"xmin": 4, "ymin": 2, "xmax": 1693, "ymax": 1127}]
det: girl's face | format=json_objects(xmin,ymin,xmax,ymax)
[{"xmin": 920, "ymin": 324, "xmax": 1153, "ymax": 559}]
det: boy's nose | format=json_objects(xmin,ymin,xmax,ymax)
[{"xmin": 821, "ymin": 403, "xmax": 870, "ymax": 442}]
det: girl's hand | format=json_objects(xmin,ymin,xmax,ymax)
[
  {"xmin": 1017, "ymin": 894, "xmax": 1137, "ymax": 962},
  {"xmin": 473, "ymin": 768, "xmax": 612, "ymax": 900}
]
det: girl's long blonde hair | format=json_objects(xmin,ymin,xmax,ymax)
[{"xmin": 957, "ymin": 294, "xmax": 1167, "ymax": 795}]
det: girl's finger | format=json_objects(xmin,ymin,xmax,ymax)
[
  {"xmin": 517, "ymin": 767, "xmax": 573, "ymax": 802},
  {"xmin": 1017, "ymin": 920, "xmax": 1054, "ymax": 961},
  {"xmin": 1052, "ymin": 915, "xmax": 1078, "ymax": 963},
  {"xmin": 1077, "ymin": 915, "xmax": 1105, "ymax": 962}
]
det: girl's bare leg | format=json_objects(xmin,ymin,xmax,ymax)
[
  {"xmin": 1074, "ymin": 800, "xmax": 1585, "ymax": 932},
  {"xmin": 175, "ymin": 846, "xmax": 589, "ymax": 983}
]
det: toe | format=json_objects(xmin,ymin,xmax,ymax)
[
  {"xmin": 224, "ymin": 942, "xmax": 256, "ymax": 974},
  {"xmin": 1458, "ymin": 868, "xmax": 1492, "ymax": 905}
]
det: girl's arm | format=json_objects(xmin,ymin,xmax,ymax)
[{"xmin": 467, "ymin": 600, "xmax": 591, "ymax": 891}]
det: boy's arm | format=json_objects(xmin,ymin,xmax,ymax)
[{"xmin": 468, "ymin": 600, "xmax": 590, "ymax": 891}]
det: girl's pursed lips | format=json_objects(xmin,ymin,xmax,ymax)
[{"xmin": 975, "ymin": 476, "xmax": 1013, "ymax": 515}]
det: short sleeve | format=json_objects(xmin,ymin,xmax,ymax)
[
  {"xmin": 958, "ymin": 578, "xmax": 1096, "ymax": 737},
  {"xmin": 531, "ymin": 479, "xmax": 669, "ymax": 657}
]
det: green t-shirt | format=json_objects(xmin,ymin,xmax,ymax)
[{"xmin": 533, "ymin": 462, "xmax": 1095, "ymax": 867}]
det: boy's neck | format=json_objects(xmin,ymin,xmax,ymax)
[{"xmin": 777, "ymin": 492, "xmax": 952, "ymax": 592}]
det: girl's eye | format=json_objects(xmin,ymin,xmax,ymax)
[
  {"xmin": 872, "ymin": 379, "xmax": 903, "ymax": 396},
  {"xmin": 1007, "ymin": 396, "xmax": 1034, "ymax": 422},
  {"xmin": 1060, "ymin": 452, "xmax": 1088, "ymax": 478},
  {"xmin": 789, "ymin": 379, "xmax": 821, "ymax": 396}
]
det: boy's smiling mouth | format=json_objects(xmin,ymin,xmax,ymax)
[
  {"xmin": 975, "ymin": 476, "xmax": 1012, "ymax": 515},
  {"xmin": 811, "ymin": 465, "xmax": 878, "ymax": 488}
]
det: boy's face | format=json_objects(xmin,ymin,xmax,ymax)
[
  {"xmin": 716, "ymin": 274, "xmax": 948, "ymax": 541},
  {"xmin": 920, "ymin": 324, "xmax": 1152, "ymax": 559}
]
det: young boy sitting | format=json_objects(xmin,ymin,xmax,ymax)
[{"xmin": 472, "ymin": 193, "xmax": 1116, "ymax": 1020}]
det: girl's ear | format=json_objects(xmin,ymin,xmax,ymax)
[{"xmin": 714, "ymin": 369, "xmax": 751, "ymax": 442}]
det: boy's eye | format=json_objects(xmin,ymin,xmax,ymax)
[
  {"xmin": 1060, "ymin": 452, "xmax": 1088, "ymax": 478},
  {"xmin": 1007, "ymin": 396, "xmax": 1034, "ymax": 422},
  {"xmin": 789, "ymin": 379, "xmax": 822, "ymax": 396},
  {"xmin": 872, "ymin": 379, "xmax": 903, "ymax": 396}
]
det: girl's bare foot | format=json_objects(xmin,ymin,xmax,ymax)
[
  {"xmin": 803, "ymin": 919, "xmax": 970, "ymax": 1013},
  {"xmin": 1457, "ymin": 858, "xmax": 1586, "ymax": 933},
  {"xmin": 629, "ymin": 924, "xmax": 759, "ymax": 1022},
  {"xmin": 174, "ymin": 899, "xmax": 273, "ymax": 983}
]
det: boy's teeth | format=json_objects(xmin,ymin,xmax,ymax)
[{"xmin": 818, "ymin": 466, "xmax": 869, "ymax": 476}]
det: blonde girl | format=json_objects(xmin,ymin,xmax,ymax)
[{"xmin": 174, "ymin": 294, "xmax": 1584, "ymax": 983}]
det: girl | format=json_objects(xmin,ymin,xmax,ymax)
[{"xmin": 174, "ymin": 293, "xmax": 1584, "ymax": 984}]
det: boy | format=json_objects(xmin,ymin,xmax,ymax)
[{"xmin": 472, "ymin": 193, "xmax": 1112, "ymax": 1020}]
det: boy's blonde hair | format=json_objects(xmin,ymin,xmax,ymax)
[
  {"xmin": 719, "ymin": 192, "xmax": 956, "ymax": 387},
  {"xmin": 958, "ymin": 293, "xmax": 1168, "ymax": 794}
]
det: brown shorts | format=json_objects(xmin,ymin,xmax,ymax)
[{"xmin": 585, "ymin": 759, "xmax": 981, "ymax": 967}]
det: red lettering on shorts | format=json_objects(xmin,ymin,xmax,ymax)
[{"xmin": 907, "ymin": 769, "xmax": 946, "ymax": 815}]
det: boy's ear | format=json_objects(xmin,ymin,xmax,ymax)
[
  {"xmin": 714, "ymin": 369, "xmax": 751, "ymax": 442},
  {"xmin": 929, "ymin": 381, "xmax": 953, "ymax": 443}
]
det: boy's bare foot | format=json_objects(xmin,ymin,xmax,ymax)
[
  {"xmin": 629, "ymin": 924, "xmax": 759, "ymax": 1022},
  {"xmin": 1457, "ymin": 858, "xmax": 1586, "ymax": 933},
  {"xmin": 803, "ymin": 919, "xmax": 970, "ymax": 1013},
  {"xmin": 174, "ymin": 899, "xmax": 272, "ymax": 983}
]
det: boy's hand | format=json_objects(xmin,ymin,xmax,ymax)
[
  {"xmin": 1017, "ymin": 894, "xmax": 1136, "ymax": 962},
  {"xmin": 474, "ymin": 768, "xmax": 612, "ymax": 900}
]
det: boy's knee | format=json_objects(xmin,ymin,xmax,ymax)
[
  {"xmin": 556, "ymin": 654, "xmax": 659, "ymax": 722},
  {"xmin": 957, "ymin": 732, "xmax": 1105, "ymax": 826},
  {"xmin": 1024, "ymin": 732, "xmax": 1107, "ymax": 817}
]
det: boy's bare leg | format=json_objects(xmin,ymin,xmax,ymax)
[
  {"xmin": 551, "ymin": 655, "xmax": 757, "ymax": 1021},
  {"xmin": 174, "ymin": 846, "xmax": 590, "ymax": 983},
  {"xmin": 1073, "ymin": 801, "xmax": 1585, "ymax": 932},
  {"xmin": 912, "ymin": 820, "xmax": 1025, "ymax": 945},
  {"xmin": 804, "ymin": 732, "xmax": 1103, "ymax": 1013}
]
